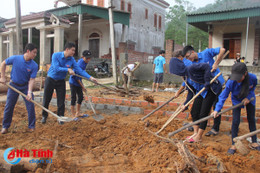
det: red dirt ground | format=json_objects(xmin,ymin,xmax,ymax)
[{"xmin": 0, "ymin": 99, "xmax": 260, "ymax": 172}]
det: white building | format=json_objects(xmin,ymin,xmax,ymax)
[{"xmin": 0, "ymin": 0, "xmax": 169, "ymax": 67}]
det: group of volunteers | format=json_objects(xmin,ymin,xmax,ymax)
[
  {"xmin": 0, "ymin": 42, "xmax": 97, "ymax": 134},
  {"xmin": 169, "ymin": 45, "xmax": 259, "ymax": 154},
  {"xmin": 0, "ymin": 41, "xmax": 259, "ymax": 155}
]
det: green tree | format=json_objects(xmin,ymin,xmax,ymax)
[{"xmin": 165, "ymin": 0, "xmax": 209, "ymax": 52}]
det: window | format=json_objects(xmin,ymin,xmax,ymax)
[
  {"xmin": 223, "ymin": 33, "xmax": 241, "ymax": 59},
  {"xmin": 121, "ymin": 0, "xmax": 125, "ymax": 11},
  {"xmin": 87, "ymin": 0, "xmax": 93, "ymax": 5},
  {"xmin": 97, "ymin": 0, "xmax": 104, "ymax": 7},
  {"xmin": 127, "ymin": 3, "xmax": 132, "ymax": 18},
  {"xmin": 158, "ymin": 15, "xmax": 161, "ymax": 29},
  {"xmin": 145, "ymin": 9, "xmax": 148, "ymax": 19},
  {"xmin": 154, "ymin": 13, "xmax": 157, "ymax": 27}
]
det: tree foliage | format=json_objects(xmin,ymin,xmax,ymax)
[{"xmin": 165, "ymin": 0, "xmax": 208, "ymax": 52}]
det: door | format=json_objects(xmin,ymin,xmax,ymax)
[{"xmin": 89, "ymin": 39, "xmax": 100, "ymax": 58}]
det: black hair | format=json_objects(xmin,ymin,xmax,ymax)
[
  {"xmin": 82, "ymin": 50, "xmax": 92, "ymax": 58},
  {"xmin": 238, "ymin": 71, "xmax": 249, "ymax": 99},
  {"xmin": 182, "ymin": 45, "xmax": 194, "ymax": 57},
  {"xmin": 24, "ymin": 43, "xmax": 37, "ymax": 53},
  {"xmin": 64, "ymin": 42, "xmax": 76, "ymax": 50},
  {"xmin": 159, "ymin": 50, "xmax": 165, "ymax": 54}
]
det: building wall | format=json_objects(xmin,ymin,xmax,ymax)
[
  {"xmin": 84, "ymin": 0, "xmax": 167, "ymax": 54},
  {"xmin": 212, "ymin": 23, "xmax": 255, "ymax": 66},
  {"xmin": 65, "ymin": 19, "xmax": 111, "ymax": 57}
]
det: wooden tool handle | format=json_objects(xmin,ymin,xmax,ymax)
[
  {"xmin": 156, "ymin": 72, "xmax": 222, "ymax": 134},
  {"xmin": 6, "ymin": 83, "xmax": 60, "ymax": 119},
  {"xmin": 233, "ymin": 129, "xmax": 260, "ymax": 142},
  {"xmin": 168, "ymin": 97, "xmax": 255, "ymax": 137},
  {"xmin": 74, "ymin": 74, "xmax": 120, "ymax": 92},
  {"xmin": 141, "ymin": 89, "xmax": 185, "ymax": 121}
]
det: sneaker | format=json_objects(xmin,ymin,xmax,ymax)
[
  {"xmin": 1, "ymin": 128, "xmax": 8, "ymax": 134},
  {"xmin": 41, "ymin": 117, "xmax": 47, "ymax": 124}
]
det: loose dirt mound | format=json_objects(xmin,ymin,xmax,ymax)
[{"xmin": 0, "ymin": 103, "xmax": 260, "ymax": 172}]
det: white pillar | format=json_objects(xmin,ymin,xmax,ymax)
[
  {"xmin": 108, "ymin": 0, "xmax": 118, "ymax": 85},
  {"xmin": 78, "ymin": 14, "xmax": 83, "ymax": 58},
  {"xmin": 39, "ymin": 29, "xmax": 51, "ymax": 65},
  {"xmin": 54, "ymin": 27, "xmax": 64, "ymax": 52},
  {"xmin": 28, "ymin": 28, "xmax": 33, "ymax": 43},
  {"xmin": 15, "ymin": 0, "xmax": 23, "ymax": 54},
  {"xmin": 0, "ymin": 35, "xmax": 4, "ymax": 62},
  {"xmin": 9, "ymin": 31, "xmax": 16, "ymax": 56},
  {"xmin": 245, "ymin": 17, "xmax": 250, "ymax": 58},
  {"xmin": 186, "ymin": 23, "xmax": 188, "ymax": 46}
]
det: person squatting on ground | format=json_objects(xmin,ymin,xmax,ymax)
[
  {"xmin": 182, "ymin": 45, "xmax": 226, "ymax": 137},
  {"xmin": 0, "ymin": 43, "xmax": 38, "ymax": 134},
  {"xmin": 170, "ymin": 56, "xmax": 222, "ymax": 143},
  {"xmin": 152, "ymin": 50, "xmax": 167, "ymax": 92},
  {"xmin": 121, "ymin": 62, "xmax": 140, "ymax": 94},
  {"xmin": 69, "ymin": 50, "xmax": 92, "ymax": 118},
  {"xmin": 41, "ymin": 42, "xmax": 97, "ymax": 125},
  {"xmin": 211, "ymin": 62, "xmax": 260, "ymax": 154}
]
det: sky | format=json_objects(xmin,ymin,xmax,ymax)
[{"xmin": 0, "ymin": 0, "xmax": 216, "ymax": 19}]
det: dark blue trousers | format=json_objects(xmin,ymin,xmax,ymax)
[
  {"xmin": 231, "ymin": 103, "xmax": 257, "ymax": 145},
  {"xmin": 2, "ymin": 82, "xmax": 35, "ymax": 129}
]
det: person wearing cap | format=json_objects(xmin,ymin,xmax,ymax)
[
  {"xmin": 235, "ymin": 53, "xmax": 241, "ymax": 63},
  {"xmin": 182, "ymin": 45, "xmax": 226, "ymax": 137},
  {"xmin": 121, "ymin": 62, "xmax": 140, "ymax": 94},
  {"xmin": 169, "ymin": 57, "xmax": 222, "ymax": 143},
  {"xmin": 0, "ymin": 43, "xmax": 38, "ymax": 134},
  {"xmin": 41, "ymin": 42, "xmax": 97, "ymax": 125},
  {"xmin": 212, "ymin": 62, "xmax": 259, "ymax": 154},
  {"xmin": 69, "ymin": 50, "xmax": 92, "ymax": 117},
  {"xmin": 152, "ymin": 50, "xmax": 167, "ymax": 92}
]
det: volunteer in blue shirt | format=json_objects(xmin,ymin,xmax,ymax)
[
  {"xmin": 212, "ymin": 63, "xmax": 260, "ymax": 154},
  {"xmin": 152, "ymin": 50, "xmax": 167, "ymax": 92},
  {"xmin": 0, "ymin": 43, "xmax": 38, "ymax": 134},
  {"xmin": 69, "ymin": 50, "xmax": 92, "ymax": 117},
  {"xmin": 170, "ymin": 57, "xmax": 222, "ymax": 143},
  {"xmin": 182, "ymin": 46, "xmax": 226, "ymax": 137},
  {"xmin": 41, "ymin": 42, "xmax": 97, "ymax": 124}
]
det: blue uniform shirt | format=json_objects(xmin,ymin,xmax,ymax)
[
  {"xmin": 153, "ymin": 55, "xmax": 166, "ymax": 73},
  {"xmin": 196, "ymin": 47, "xmax": 225, "ymax": 85},
  {"xmin": 181, "ymin": 58, "xmax": 208, "ymax": 98},
  {"xmin": 214, "ymin": 73, "xmax": 257, "ymax": 112},
  {"xmin": 5, "ymin": 55, "xmax": 38, "ymax": 84},
  {"xmin": 47, "ymin": 52, "xmax": 91, "ymax": 80},
  {"xmin": 69, "ymin": 58, "xmax": 88, "ymax": 87}
]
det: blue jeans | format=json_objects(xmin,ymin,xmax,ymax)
[
  {"xmin": 2, "ymin": 82, "xmax": 35, "ymax": 129},
  {"xmin": 231, "ymin": 103, "xmax": 257, "ymax": 145}
]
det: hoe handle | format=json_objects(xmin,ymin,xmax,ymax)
[
  {"xmin": 74, "ymin": 74, "xmax": 120, "ymax": 92},
  {"xmin": 141, "ymin": 89, "xmax": 185, "ymax": 121},
  {"xmin": 234, "ymin": 129, "xmax": 260, "ymax": 142},
  {"xmin": 168, "ymin": 97, "xmax": 255, "ymax": 137},
  {"xmin": 156, "ymin": 72, "xmax": 222, "ymax": 134},
  {"xmin": 5, "ymin": 83, "xmax": 60, "ymax": 119}
]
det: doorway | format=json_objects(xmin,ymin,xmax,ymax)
[{"xmin": 89, "ymin": 33, "xmax": 100, "ymax": 58}]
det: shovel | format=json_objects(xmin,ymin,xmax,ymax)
[
  {"xmin": 5, "ymin": 83, "xmax": 74, "ymax": 122},
  {"xmin": 84, "ymin": 90, "xmax": 104, "ymax": 121},
  {"xmin": 168, "ymin": 97, "xmax": 255, "ymax": 137}
]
